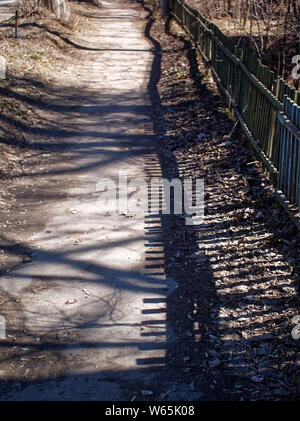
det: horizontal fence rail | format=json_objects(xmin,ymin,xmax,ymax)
[{"xmin": 168, "ymin": 0, "xmax": 300, "ymax": 221}]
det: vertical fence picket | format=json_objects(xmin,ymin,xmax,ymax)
[{"xmin": 169, "ymin": 0, "xmax": 300, "ymax": 213}]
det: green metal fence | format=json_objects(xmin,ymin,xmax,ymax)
[{"xmin": 169, "ymin": 0, "xmax": 300, "ymax": 219}]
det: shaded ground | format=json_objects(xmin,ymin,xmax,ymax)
[
  {"xmin": 0, "ymin": 0, "xmax": 299, "ymax": 401},
  {"xmin": 0, "ymin": 2, "xmax": 15, "ymax": 24},
  {"xmin": 0, "ymin": 2, "xmax": 81, "ymax": 274}
]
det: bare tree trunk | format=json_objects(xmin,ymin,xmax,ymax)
[
  {"xmin": 92, "ymin": 0, "xmax": 102, "ymax": 7},
  {"xmin": 43, "ymin": 0, "xmax": 70, "ymax": 20}
]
